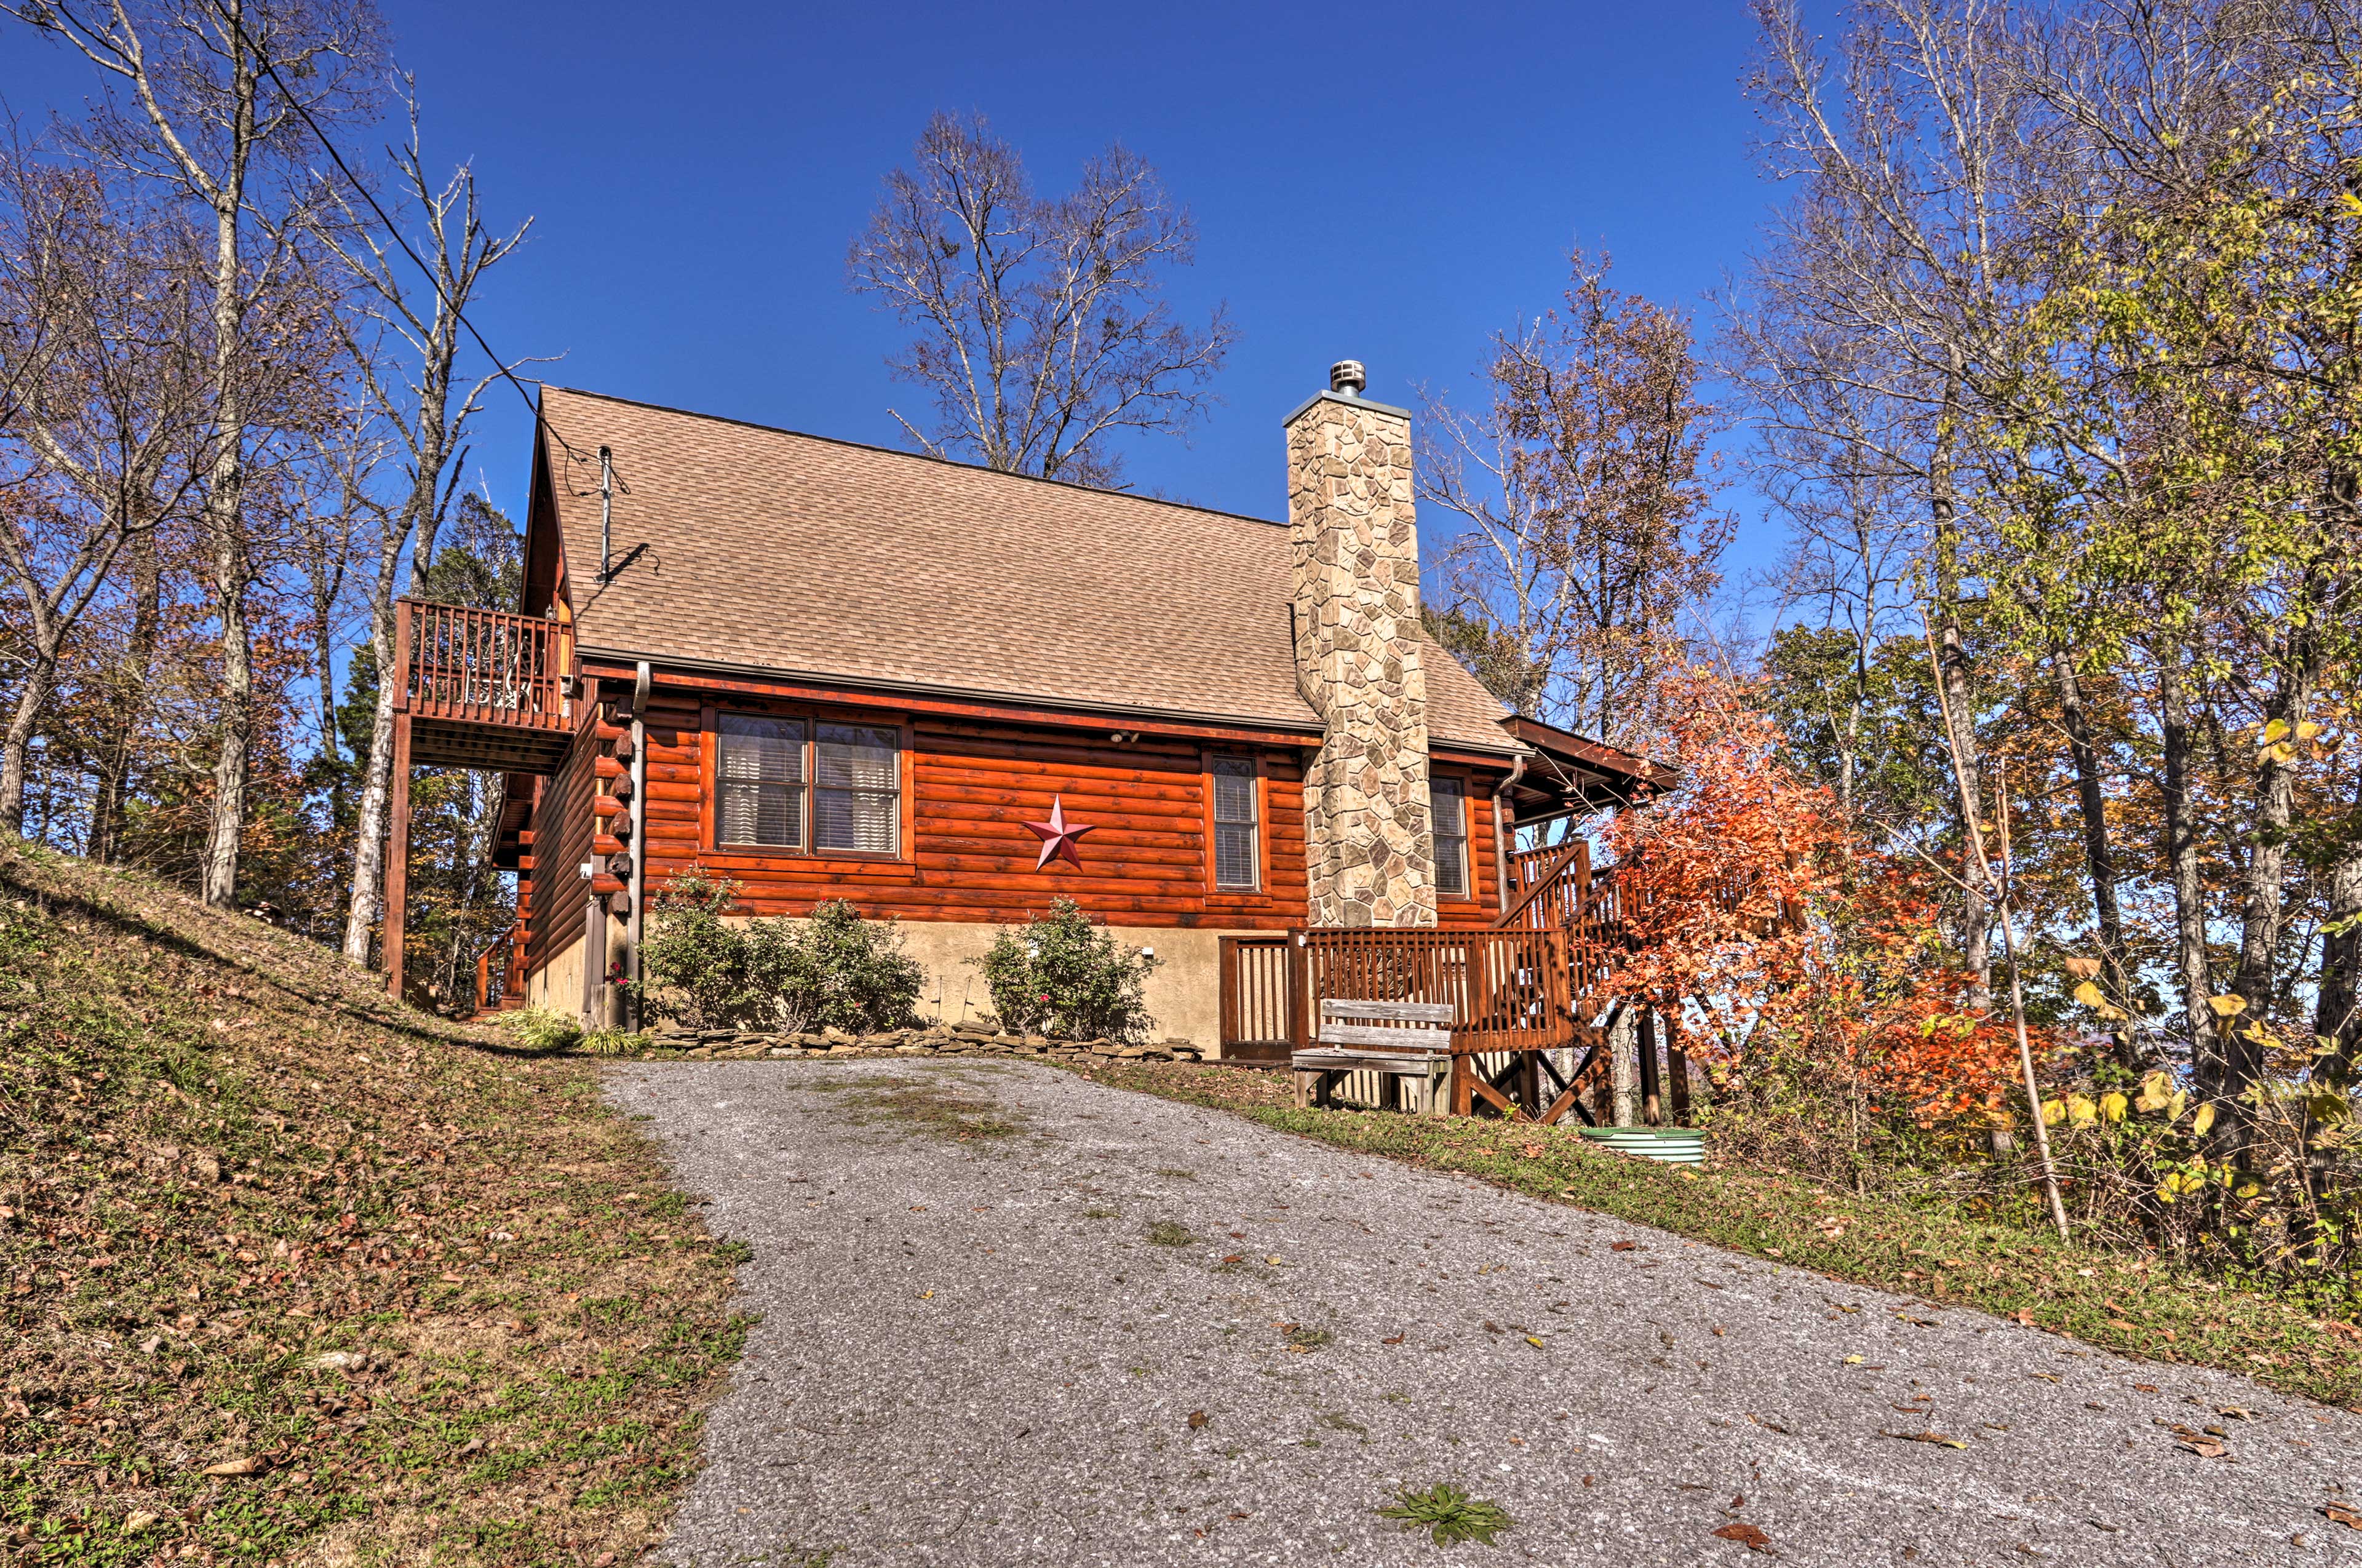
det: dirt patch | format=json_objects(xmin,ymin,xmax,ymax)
[{"xmin": 776, "ymin": 1068, "xmax": 1031, "ymax": 1144}]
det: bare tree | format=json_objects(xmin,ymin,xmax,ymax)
[
  {"xmin": 10, "ymin": 0, "xmax": 386, "ymax": 905},
  {"xmin": 0, "ymin": 146, "xmax": 208, "ymax": 834},
  {"xmin": 1420, "ymin": 252, "xmax": 1732, "ymax": 747},
  {"xmin": 847, "ymin": 111, "xmax": 1233, "ymax": 490},
  {"xmin": 314, "ymin": 83, "xmax": 530, "ymax": 969}
]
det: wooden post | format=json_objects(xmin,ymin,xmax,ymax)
[
  {"xmin": 384, "ymin": 710, "xmax": 412, "ymax": 998},
  {"xmin": 1287, "ymin": 933, "xmax": 1310, "ymax": 1053},
  {"xmin": 1665, "ymin": 1003, "xmax": 1692, "ymax": 1123},
  {"xmin": 1637, "ymin": 1005, "xmax": 1663, "ymax": 1126}
]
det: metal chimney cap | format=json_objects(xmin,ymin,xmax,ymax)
[{"xmin": 1329, "ymin": 359, "xmax": 1367, "ymax": 397}]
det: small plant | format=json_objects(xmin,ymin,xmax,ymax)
[
  {"xmin": 1378, "ymin": 1483, "xmax": 1516, "ymax": 1547},
  {"xmin": 971, "ymin": 897, "xmax": 1159, "ymax": 1041},
  {"xmin": 1143, "ymin": 1219, "xmax": 1196, "ymax": 1246},
  {"xmin": 495, "ymin": 1005, "xmax": 581, "ymax": 1054},
  {"xmin": 581, "ymin": 1027, "xmax": 654, "ymax": 1058}
]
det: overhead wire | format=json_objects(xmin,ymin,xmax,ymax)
[{"xmin": 206, "ymin": 0, "xmax": 592, "ymax": 471}]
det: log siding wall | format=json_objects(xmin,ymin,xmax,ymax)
[{"xmin": 525, "ymin": 677, "xmax": 1509, "ymax": 942}]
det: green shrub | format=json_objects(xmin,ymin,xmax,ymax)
[
  {"xmin": 792, "ymin": 897, "xmax": 926, "ymax": 1033},
  {"xmin": 971, "ymin": 897, "xmax": 1159, "ymax": 1041},
  {"xmin": 636, "ymin": 870, "xmax": 921, "ymax": 1033},
  {"xmin": 495, "ymin": 1005, "xmax": 581, "ymax": 1054}
]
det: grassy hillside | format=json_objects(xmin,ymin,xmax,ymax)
[
  {"xmin": 0, "ymin": 845, "xmax": 749, "ymax": 1565},
  {"xmin": 1083, "ymin": 1060, "xmax": 2362, "ymax": 1411}
]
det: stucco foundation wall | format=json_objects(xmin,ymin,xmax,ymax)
[
  {"xmin": 527, "ymin": 916, "xmax": 1243, "ymax": 1053},
  {"xmin": 889, "ymin": 921, "xmax": 1235, "ymax": 1054},
  {"xmin": 524, "ymin": 928, "xmax": 588, "ymax": 1017}
]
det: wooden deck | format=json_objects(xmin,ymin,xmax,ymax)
[
  {"xmin": 1231, "ymin": 840, "xmax": 1705, "ymax": 1126},
  {"xmin": 386, "ymin": 599, "xmax": 587, "ymax": 999}
]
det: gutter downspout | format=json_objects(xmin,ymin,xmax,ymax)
[
  {"xmin": 627, "ymin": 661, "xmax": 650, "ymax": 1029},
  {"xmin": 1492, "ymin": 751, "xmax": 1528, "ymax": 912}
]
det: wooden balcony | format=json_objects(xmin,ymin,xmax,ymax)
[{"xmin": 394, "ymin": 598, "xmax": 581, "ymax": 773}]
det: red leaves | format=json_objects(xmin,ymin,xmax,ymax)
[
  {"xmin": 1712, "ymin": 1521, "xmax": 1773, "ymax": 1551},
  {"xmin": 1601, "ymin": 671, "xmax": 2024, "ymax": 1126}
]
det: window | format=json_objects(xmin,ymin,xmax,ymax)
[
  {"xmin": 717, "ymin": 714, "xmax": 805, "ymax": 848},
  {"xmin": 815, "ymin": 723, "xmax": 901, "ymax": 854},
  {"xmin": 712, "ymin": 711, "xmax": 904, "ymax": 857},
  {"xmin": 1212, "ymin": 757, "xmax": 1260, "ymax": 889},
  {"xmin": 1431, "ymin": 774, "xmax": 1469, "ymax": 898}
]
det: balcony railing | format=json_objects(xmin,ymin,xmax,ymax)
[{"xmin": 396, "ymin": 599, "xmax": 571, "ymax": 732}]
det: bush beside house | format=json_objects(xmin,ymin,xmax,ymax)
[
  {"xmin": 972, "ymin": 897, "xmax": 1161, "ymax": 1043},
  {"xmin": 635, "ymin": 871, "xmax": 923, "ymax": 1034}
]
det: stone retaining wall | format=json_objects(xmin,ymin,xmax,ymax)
[{"xmin": 657, "ymin": 1022, "xmax": 1203, "ymax": 1065}]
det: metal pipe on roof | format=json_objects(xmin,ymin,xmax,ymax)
[{"xmin": 597, "ymin": 445, "xmax": 613, "ymax": 584}]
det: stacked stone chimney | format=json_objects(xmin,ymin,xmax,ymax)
[{"xmin": 1285, "ymin": 360, "xmax": 1437, "ymax": 928}]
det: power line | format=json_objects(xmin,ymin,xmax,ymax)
[{"xmin": 207, "ymin": 0, "xmax": 587, "ymax": 464}]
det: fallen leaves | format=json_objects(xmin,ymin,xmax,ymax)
[
  {"xmin": 1187, "ymin": 1410, "xmax": 1209, "ymax": 1430},
  {"xmin": 2321, "ymin": 1502, "xmax": 2362, "ymax": 1530},
  {"xmin": 1712, "ymin": 1521, "xmax": 1773, "ymax": 1552},
  {"xmin": 199, "ymin": 1455, "xmax": 264, "ymax": 1477},
  {"xmin": 1612, "ymin": 1240, "xmax": 1638, "ymax": 1252},
  {"xmin": 1884, "ymin": 1429, "xmax": 1968, "ymax": 1450}
]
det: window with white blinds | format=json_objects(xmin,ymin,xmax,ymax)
[
  {"xmin": 815, "ymin": 723, "xmax": 901, "ymax": 854},
  {"xmin": 1212, "ymin": 757, "xmax": 1259, "ymax": 889},
  {"xmin": 1431, "ymin": 774, "xmax": 1469, "ymax": 897},
  {"xmin": 717, "ymin": 714, "xmax": 806, "ymax": 848}
]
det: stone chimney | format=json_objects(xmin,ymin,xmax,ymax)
[{"xmin": 1285, "ymin": 360, "xmax": 1437, "ymax": 928}]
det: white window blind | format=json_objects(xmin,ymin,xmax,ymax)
[
  {"xmin": 816, "ymin": 723, "xmax": 899, "ymax": 854},
  {"xmin": 1432, "ymin": 776, "xmax": 1468, "ymax": 897},
  {"xmin": 718, "ymin": 714, "xmax": 805, "ymax": 847},
  {"xmin": 1212, "ymin": 757, "xmax": 1259, "ymax": 889}
]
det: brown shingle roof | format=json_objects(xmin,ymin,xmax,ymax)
[{"xmin": 536, "ymin": 386, "xmax": 1523, "ymax": 754}]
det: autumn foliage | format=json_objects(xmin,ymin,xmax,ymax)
[{"xmin": 1606, "ymin": 671, "xmax": 2023, "ymax": 1126}]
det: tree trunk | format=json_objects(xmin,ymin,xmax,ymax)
[
  {"xmin": 2055, "ymin": 655, "xmax": 2137, "ymax": 1062},
  {"xmin": 201, "ymin": 510, "xmax": 253, "ymax": 908},
  {"xmin": 0, "ymin": 652, "xmax": 58, "ymax": 837},
  {"xmin": 343, "ymin": 601, "xmax": 400, "ymax": 965},
  {"xmin": 89, "ymin": 530, "xmax": 161, "ymax": 865},
  {"xmin": 2157, "ymin": 649, "xmax": 2217, "ymax": 1077},
  {"xmin": 1929, "ymin": 432, "xmax": 1989, "ymax": 1006},
  {"xmin": 2308, "ymin": 822, "xmax": 2361, "ymax": 1206},
  {"xmin": 2223, "ymin": 634, "xmax": 2316, "ymax": 1158}
]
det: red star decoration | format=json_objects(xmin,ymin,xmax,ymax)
[{"xmin": 1023, "ymin": 794, "xmax": 1097, "ymax": 871}]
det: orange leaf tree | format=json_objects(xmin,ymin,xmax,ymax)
[{"xmin": 1605, "ymin": 670, "xmax": 2021, "ymax": 1128}]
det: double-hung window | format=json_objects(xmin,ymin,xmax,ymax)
[
  {"xmin": 1431, "ymin": 774, "xmax": 1469, "ymax": 899},
  {"xmin": 814, "ymin": 723, "xmax": 901, "ymax": 854},
  {"xmin": 714, "ymin": 712, "xmax": 902, "ymax": 857},
  {"xmin": 717, "ymin": 714, "xmax": 806, "ymax": 849},
  {"xmin": 1211, "ymin": 757, "xmax": 1260, "ymax": 890}
]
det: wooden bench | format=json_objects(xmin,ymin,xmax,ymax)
[{"xmin": 1292, "ymin": 1000, "xmax": 1455, "ymax": 1115}]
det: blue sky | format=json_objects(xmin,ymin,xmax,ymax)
[{"xmin": 10, "ymin": 0, "xmax": 1789, "ymax": 605}]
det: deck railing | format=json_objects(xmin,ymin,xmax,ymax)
[
  {"xmin": 1296, "ymin": 926, "xmax": 1575, "ymax": 1055},
  {"xmin": 396, "ymin": 599, "xmax": 571, "ymax": 731},
  {"xmin": 474, "ymin": 923, "xmax": 520, "ymax": 1014}
]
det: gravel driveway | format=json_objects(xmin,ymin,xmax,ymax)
[{"xmin": 603, "ymin": 1057, "xmax": 2362, "ymax": 1567}]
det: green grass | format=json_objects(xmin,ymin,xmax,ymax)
[
  {"xmin": 1077, "ymin": 1059, "xmax": 2362, "ymax": 1410},
  {"xmin": 781, "ymin": 1071, "xmax": 1026, "ymax": 1142},
  {"xmin": 0, "ymin": 843, "xmax": 750, "ymax": 1564},
  {"xmin": 1377, "ymin": 1483, "xmax": 1515, "ymax": 1547}
]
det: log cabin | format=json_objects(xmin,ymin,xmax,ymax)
[{"xmin": 386, "ymin": 360, "xmax": 1669, "ymax": 1070}]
